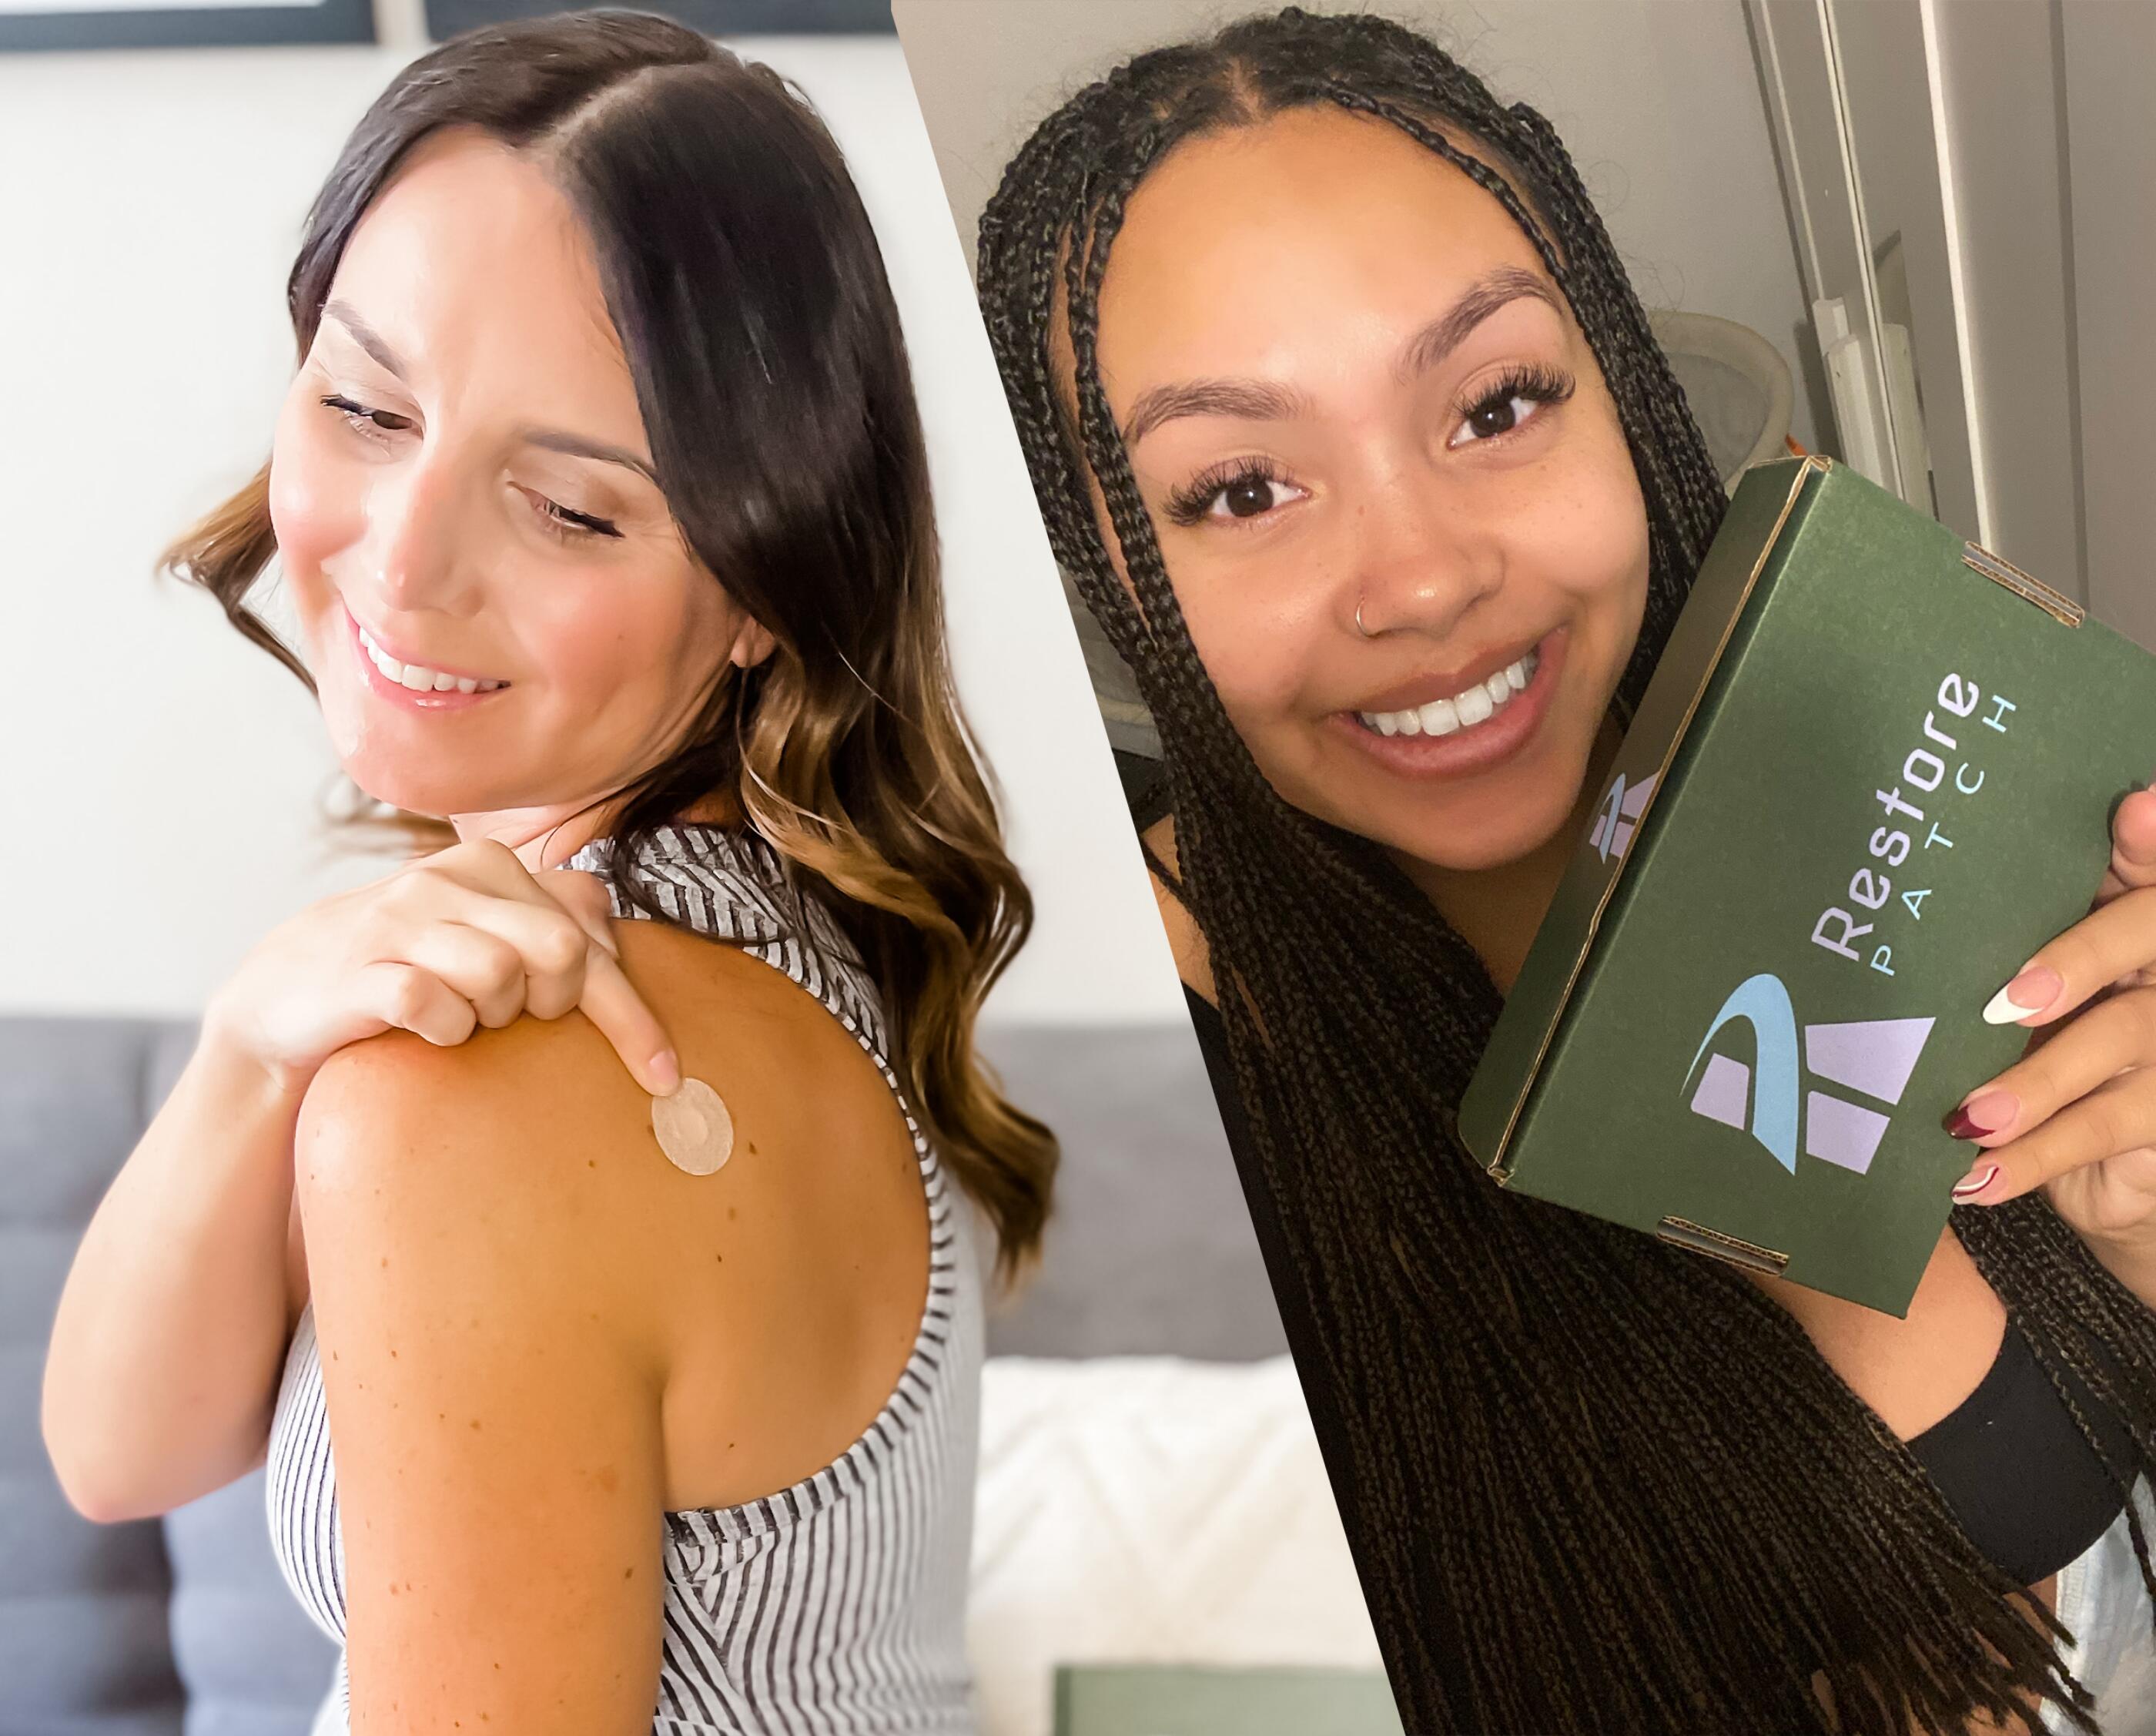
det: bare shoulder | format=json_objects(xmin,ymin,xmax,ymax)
[
  {"xmin": 296, "ymin": 978, "xmax": 654, "ymax": 1225},
  {"xmin": 297, "ymin": 911, "xmax": 933, "ymax": 1511},
  {"xmin": 293, "ymin": 984, "xmax": 671, "ymax": 1378},
  {"xmin": 294, "ymin": 913, "xmax": 918, "ymax": 1297}
]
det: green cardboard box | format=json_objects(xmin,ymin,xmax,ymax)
[{"xmin": 1458, "ymin": 455, "xmax": 2156, "ymax": 1315}]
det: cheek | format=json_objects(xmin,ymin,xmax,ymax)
[
  {"xmin": 530, "ymin": 583, "xmax": 644, "ymax": 697},
  {"xmin": 1086, "ymin": 470, "xmax": 1312, "ymax": 723},
  {"xmin": 535, "ymin": 565, "xmax": 720, "ymax": 709},
  {"xmin": 1515, "ymin": 439, "xmax": 1652, "ymax": 622},
  {"xmin": 1172, "ymin": 551, "xmax": 1330, "ymax": 727}
]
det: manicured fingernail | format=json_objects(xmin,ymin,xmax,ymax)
[
  {"xmin": 649, "ymin": 1049, "xmax": 681, "ymax": 1095},
  {"xmin": 1952, "ymin": 1162, "xmax": 2002, "ymax": 1201},
  {"xmin": 1944, "ymin": 1089, "xmax": 2018, "ymax": 1140},
  {"xmin": 1983, "ymin": 964, "xmax": 2063, "ymax": 1024}
]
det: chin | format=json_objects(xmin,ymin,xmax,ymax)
[
  {"xmin": 339, "ymin": 761, "xmax": 468, "ymax": 819},
  {"xmin": 1394, "ymin": 814, "xmax": 1555, "ymax": 874},
  {"xmin": 325, "ymin": 728, "xmax": 481, "ymax": 819},
  {"xmin": 1361, "ymin": 762, "xmax": 1585, "ymax": 875}
]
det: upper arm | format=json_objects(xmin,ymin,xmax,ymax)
[{"xmin": 296, "ymin": 1027, "xmax": 670, "ymax": 1734}]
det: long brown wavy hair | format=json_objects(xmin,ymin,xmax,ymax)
[
  {"xmin": 162, "ymin": 8, "xmax": 1055, "ymax": 1274},
  {"xmin": 977, "ymin": 7, "xmax": 2156, "ymax": 1731}
]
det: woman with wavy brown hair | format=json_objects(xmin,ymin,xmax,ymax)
[
  {"xmin": 974, "ymin": 8, "xmax": 2156, "ymax": 1734},
  {"xmin": 42, "ymin": 12, "xmax": 1053, "ymax": 1732}
]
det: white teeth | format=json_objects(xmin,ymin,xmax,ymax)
[
  {"xmin": 1356, "ymin": 646, "xmax": 1538, "ymax": 739},
  {"xmin": 358, "ymin": 624, "xmax": 506, "ymax": 695},
  {"xmin": 1417, "ymin": 696, "xmax": 1459, "ymax": 736}
]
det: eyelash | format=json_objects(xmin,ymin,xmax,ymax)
[
  {"xmin": 318, "ymin": 394, "xmax": 621, "ymax": 541},
  {"xmin": 1157, "ymin": 362, "xmax": 1578, "ymax": 529},
  {"xmin": 1453, "ymin": 362, "xmax": 1575, "ymax": 445},
  {"xmin": 320, "ymin": 393, "xmax": 410, "ymax": 441},
  {"xmin": 1163, "ymin": 457, "xmax": 1294, "ymax": 528},
  {"xmin": 529, "ymin": 496, "xmax": 621, "ymax": 541}
]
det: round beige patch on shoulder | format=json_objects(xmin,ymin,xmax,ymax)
[{"xmin": 651, "ymin": 1076, "xmax": 735, "ymax": 1176}]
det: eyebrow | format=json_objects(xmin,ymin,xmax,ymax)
[
  {"xmin": 1395, "ymin": 266, "xmax": 1563, "ymax": 382},
  {"xmin": 520, "ymin": 428, "xmax": 658, "ymax": 485},
  {"xmin": 1118, "ymin": 265, "xmax": 1564, "ymax": 448},
  {"xmin": 323, "ymin": 299, "xmax": 407, "ymax": 379},
  {"xmin": 321, "ymin": 300, "xmax": 656, "ymax": 484}
]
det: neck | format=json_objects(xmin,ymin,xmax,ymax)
[
  {"xmin": 450, "ymin": 788, "xmax": 744, "ymax": 874},
  {"xmin": 1391, "ymin": 709, "xmax": 1625, "ymax": 997}
]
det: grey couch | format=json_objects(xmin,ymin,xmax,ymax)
[{"xmin": 1, "ymin": 1014, "xmax": 1278, "ymax": 1735}]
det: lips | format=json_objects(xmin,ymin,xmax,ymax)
[
  {"xmin": 1348, "ymin": 629, "xmax": 1553, "ymax": 717},
  {"xmin": 1356, "ymin": 645, "xmax": 1538, "ymax": 739},
  {"xmin": 350, "ymin": 610, "xmax": 508, "ymax": 688},
  {"xmin": 342, "ymin": 603, "xmax": 511, "ymax": 712},
  {"xmin": 1324, "ymin": 624, "xmax": 1570, "ymax": 781}
]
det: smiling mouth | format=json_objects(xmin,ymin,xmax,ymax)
[
  {"xmin": 356, "ymin": 622, "xmax": 511, "ymax": 694},
  {"xmin": 1354, "ymin": 645, "xmax": 1539, "ymax": 738}
]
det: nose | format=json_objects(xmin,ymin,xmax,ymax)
[
  {"xmin": 1345, "ymin": 471, "xmax": 1502, "ymax": 640},
  {"xmin": 357, "ymin": 451, "xmax": 476, "ymax": 619}
]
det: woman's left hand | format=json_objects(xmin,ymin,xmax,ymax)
[{"xmin": 1944, "ymin": 779, "xmax": 2156, "ymax": 1264}]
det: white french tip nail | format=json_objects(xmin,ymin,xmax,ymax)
[{"xmin": 1981, "ymin": 984, "xmax": 2044, "ymax": 1025}]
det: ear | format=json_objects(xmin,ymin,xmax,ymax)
[{"xmin": 728, "ymin": 617, "xmax": 777, "ymax": 670}]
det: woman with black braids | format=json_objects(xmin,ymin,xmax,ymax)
[{"xmin": 972, "ymin": 8, "xmax": 2156, "ymax": 1734}]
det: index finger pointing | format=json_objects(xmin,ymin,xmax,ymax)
[{"xmin": 576, "ymin": 943, "xmax": 681, "ymax": 1098}]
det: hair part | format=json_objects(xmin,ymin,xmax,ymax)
[
  {"xmin": 162, "ymin": 8, "xmax": 1054, "ymax": 1274},
  {"xmin": 977, "ymin": 8, "xmax": 2156, "ymax": 1729}
]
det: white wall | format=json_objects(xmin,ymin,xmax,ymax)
[
  {"xmin": 1923, "ymin": 0, "xmax": 2084, "ymax": 597},
  {"xmin": 2058, "ymin": 0, "xmax": 2156, "ymax": 652},
  {"xmin": 0, "ymin": 28, "xmax": 1187, "ymax": 1027},
  {"xmin": 893, "ymin": 0, "xmax": 1825, "ymax": 450}
]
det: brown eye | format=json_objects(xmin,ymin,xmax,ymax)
[
  {"xmin": 321, "ymin": 394, "xmax": 413, "ymax": 435},
  {"xmin": 1466, "ymin": 397, "xmax": 1525, "ymax": 439},
  {"xmin": 1449, "ymin": 364, "xmax": 1575, "ymax": 449},
  {"xmin": 1163, "ymin": 460, "xmax": 1305, "ymax": 528}
]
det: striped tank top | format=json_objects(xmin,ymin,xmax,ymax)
[{"xmin": 265, "ymin": 822, "xmax": 985, "ymax": 1734}]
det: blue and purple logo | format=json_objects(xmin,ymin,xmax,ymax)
[
  {"xmin": 1682, "ymin": 973, "xmax": 1933, "ymax": 1175},
  {"xmin": 1590, "ymin": 769, "xmax": 1659, "ymax": 864}
]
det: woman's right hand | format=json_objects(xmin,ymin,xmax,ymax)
[{"xmin": 203, "ymin": 837, "xmax": 679, "ymax": 1101}]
